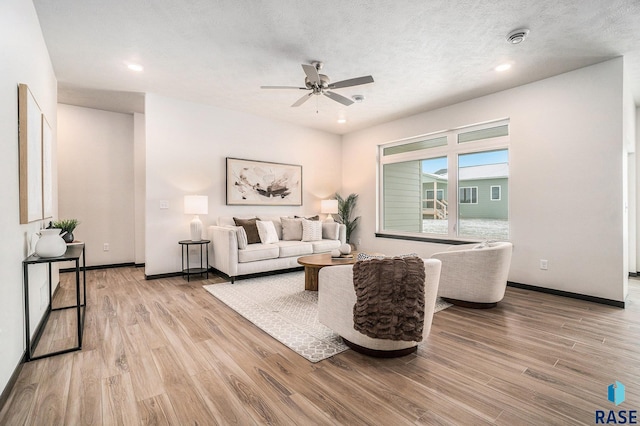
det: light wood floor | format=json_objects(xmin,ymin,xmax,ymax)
[{"xmin": 1, "ymin": 267, "xmax": 639, "ymax": 425}]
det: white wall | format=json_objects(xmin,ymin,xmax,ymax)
[
  {"xmin": 134, "ymin": 112, "xmax": 146, "ymax": 265},
  {"xmin": 57, "ymin": 104, "xmax": 135, "ymax": 266},
  {"xmin": 342, "ymin": 59, "xmax": 627, "ymax": 302},
  {"xmin": 622, "ymin": 64, "xmax": 636, "ymax": 298},
  {"xmin": 0, "ymin": 0, "xmax": 57, "ymax": 396},
  {"xmin": 144, "ymin": 94, "xmax": 342, "ymax": 276}
]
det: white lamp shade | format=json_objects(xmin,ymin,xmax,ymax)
[
  {"xmin": 321, "ymin": 199, "xmax": 338, "ymax": 223},
  {"xmin": 321, "ymin": 199, "xmax": 339, "ymax": 214},
  {"xmin": 184, "ymin": 195, "xmax": 208, "ymax": 215}
]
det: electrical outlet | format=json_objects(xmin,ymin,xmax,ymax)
[
  {"xmin": 159, "ymin": 200, "xmax": 169, "ymax": 209},
  {"xmin": 103, "ymin": 243, "xmax": 110, "ymax": 251},
  {"xmin": 540, "ymin": 259, "xmax": 548, "ymax": 270}
]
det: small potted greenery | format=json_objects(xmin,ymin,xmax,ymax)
[
  {"xmin": 334, "ymin": 193, "xmax": 360, "ymax": 247},
  {"xmin": 52, "ymin": 219, "xmax": 80, "ymax": 243}
]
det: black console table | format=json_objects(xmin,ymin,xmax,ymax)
[
  {"xmin": 178, "ymin": 240, "xmax": 210, "ymax": 281},
  {"xmin": 22, "ymin": 243, "xmax": 86, "ymax": 361}
]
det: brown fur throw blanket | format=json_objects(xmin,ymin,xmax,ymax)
[{"xmin": 352, "ymin": 256, "xmax": 425, "ymax": 341}]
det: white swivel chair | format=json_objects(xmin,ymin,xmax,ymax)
[
  {"xmin": 318, "ymin": 258, "xmax": 442, "ymax": 357},
  {"xmin": 431, "ymin": 241, "xmax": 513, "ymax": 308}
]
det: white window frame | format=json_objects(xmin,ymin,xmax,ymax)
[
  {"xmin": 459, "ymin": 187, "xmax": 478, "ymax": 204},
  {"xmin": 378, "ymin": 119, "xmax": 509, "ymax": 241},
  {"xmin": 490, "ymin": 185, "xmax": 501, "ymax": 201}
]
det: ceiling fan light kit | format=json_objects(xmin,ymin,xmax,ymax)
[{"xmin": 261, "ymin": 61, "xmax": 374, "ymax": 108}]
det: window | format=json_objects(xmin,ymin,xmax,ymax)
[
  {"xmin": 459, "ymin": 187, "xmax": 477, "ymax": 204},
  {"xmin": 457, "ymin": 150, "xmax": 509, "ymax": 239},
  {"xmin": 424, "ymin": 189, "xmax": 445, "ymax": 208},
  {"xmin": 380, "ymin": 120, "xmax": 509, "ymax": 241},
  {"xmin": 491, "ymin": 185, "xmax": 501, "ymax": 201}
]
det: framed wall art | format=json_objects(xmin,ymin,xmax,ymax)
[
  {"xmin": 18, "ymin": 83, "xmax": 43, "ymax": 224},
  {"xmin": 42, "ymin": 114, "xmax": 53, "ymax": 219},
  {"xmin": 226, "ymin": 157, "xmax": 302, "ymax": 206}
]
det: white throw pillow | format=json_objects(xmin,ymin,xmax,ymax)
[
  {"xmin": 281, "ymin": 217, "xmax": 303, "ymax": 241},
  {"xmin": 256, "ymin": 220, "xmax": 279, "ymax": 244},
  {"xmin": 301, "ymin": 219, "xmax": 323, "ymax": 242},
  {"xmin": 322, "ymin": 222, "xmax": 340, "ymax": 240},
  {"xmin": 223, "ymin": 225, "xmax": 248, "ymax": 249},
  {"xmin": 258, "ymin": 216, "xmax": 283, "ymax": 240}
]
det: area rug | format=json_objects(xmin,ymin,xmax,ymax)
[{"xmin": 203, "ymin": 271, "xmax": 452, "ymax": 362}]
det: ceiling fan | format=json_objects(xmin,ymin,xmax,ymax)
[{"xmin": 261, "ymin": 61, "xmax": 374, "ymax": 107}]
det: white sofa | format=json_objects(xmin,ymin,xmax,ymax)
[
  {"xmin": 208, "ymin": 215, "xmax": 346, "ymax": 282},
  {"xmin": 318, "ymin": 258, "xmax": 442, "ymax": 357}
]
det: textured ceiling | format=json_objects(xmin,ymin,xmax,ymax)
[{"xmin": 33, "ymin": 0, "xmax": 640, "ymax": 135}]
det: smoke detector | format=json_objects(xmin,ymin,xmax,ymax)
[{"xmin": 506, "ymin": 29, "xmax": 529, "ymax": 44}]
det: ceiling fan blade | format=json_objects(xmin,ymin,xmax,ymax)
[
  {"xmin": 291, "ymin": 93, "xmax": 313, "ymax": 107},
  {"xmin": 261, "ymin": 85, "xmax": 308, "ymax": 90},
  {"xmin": 324, "ymin": 91, "xmax": 354, "ymax": 106},
  {"xmin": 328, "ymin": 75, "xmax": 374, "ymax": 89},
  {"xmin": 301, "ymin": 64, "xmax": 320, "ymax": 85}
]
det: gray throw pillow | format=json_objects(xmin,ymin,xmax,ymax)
[
  {"xmin": 281, "ymin": 217, "xmax": 303, "ymax": 241},
  {"xmin": 322, "ymin": 222, "xmax": 340, "ymax": 240}
]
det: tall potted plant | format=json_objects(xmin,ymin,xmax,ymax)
[{"xmin": 335, "ymin": 193, "xmax": 360, "ymax": 246}]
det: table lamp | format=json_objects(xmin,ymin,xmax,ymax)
[
  {"xmin": 184, "ymin": 195, "xmax": 208, "ymax": 241},
  {"xmin": 321, "ymin": 199, "xmax": 338, "ymax": 222}
]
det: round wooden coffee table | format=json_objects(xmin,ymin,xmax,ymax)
[{"xmin": 297, "ymin": 252, "xmax": 357, "ymax": 291}]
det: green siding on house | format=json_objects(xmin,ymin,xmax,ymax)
[
  {"xmin": 458, "ymin": 178, "xmax": 508, "ymax": 219},
  {"xmin": 383, "ymin": 161, "xmax": 422, "ymax": 232}
]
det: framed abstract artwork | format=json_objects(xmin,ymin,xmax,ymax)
[{"xmin": 226, "ymin": 157, "xmax": 302, "ymax": 206}]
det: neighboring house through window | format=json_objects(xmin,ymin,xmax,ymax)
[{"xmin": 379, "ymin": 120, "xmax": 509, "ymax": 240}]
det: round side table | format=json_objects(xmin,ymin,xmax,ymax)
[{"xmin": 178, "ymin": 239, "xmax": 210, "ymax": 281}]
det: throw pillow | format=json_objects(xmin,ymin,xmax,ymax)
[
  {"xmin": 258, "ymin": 216, "xmax": 283, "ymax": 240},
  {"xmin": 235, "ymin": 226, "xmax": 248, "ymax": 249},
  {"xmin": 474, "ymin": 240, "xmax": 499, "ymax": 249},
  {"xmin": 295, "ymin": 215, "xmax": 319, "ymax": 221},
  {"xmin": 223, "ymin": 225, "xmax": 248, "ymax": 249},
  {"xmin": 356, "ymin": 252, "xmax": 385, "ymax": 261},
  {"xmin": 281, "ymin": 217, "xmax": 303, "ymax": 241},
  {"xmin": 301, "ymin": 219, "xmax": 323, "ymax": 242},
  {"xmin": 322, "ymin": 222, "xmax": 340, "ymax": 240},
  {"xmin": 256, "ymin": 220, "xmax": 279, "ymax": 244},
  {"xmin": 233, "ymin": 217, "xmax": 260, "ymax": 244},
  {"xmin": 356, "ymin": 252, "xmax": 419, "ymax": 261}
]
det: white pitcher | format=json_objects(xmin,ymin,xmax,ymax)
[{"xmin": 35, "ymin": 228, "xmax": 68, "ymax": 258}]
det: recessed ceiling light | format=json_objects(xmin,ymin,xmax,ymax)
[
  {"xmin": 337, "ymin": 118, "xmax": 347, "ymax": 124},
  {"xmin": 495, "ymin": 63, "xmax": 512, "ymax": 72},
  {"xmin": 127, "ymin": 63, "xmax": 144, "ymax": 72}
]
